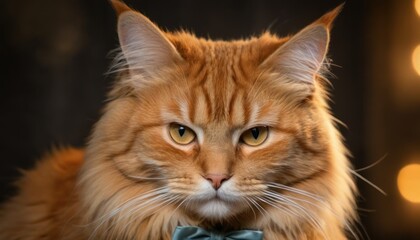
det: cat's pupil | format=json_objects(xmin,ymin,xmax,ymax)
[
  {"xmin": 178, "ymin": 126, "xmax": 186, "ymax": 137},
  {"xmin": 251, "ymin": 128, "xmax": 259, "ymax": 139}
]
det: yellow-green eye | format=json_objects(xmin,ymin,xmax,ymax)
[
  {"xmin": 241, "ymin": 126, "xmax": 269, "ymax": 146},
  {"xmin": 169, "ymin": 123, "xmax": 196, "ymax": 145}
]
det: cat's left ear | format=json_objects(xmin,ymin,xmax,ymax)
[
  {"xmin": 261, "ymin": 4, "xmax": 343, "ymax": 85},
  {"xmin": 110, "ymin": 0, "xmax": 182, "ymax": 77}
]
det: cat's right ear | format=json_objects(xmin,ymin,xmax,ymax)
[
  {"xmin": 260, "ymin": 5, "xmax": 342, "ymax": 91},
  {"xmin": 110, "ymin": 0, "xmax": 182, "ymax": 77}
]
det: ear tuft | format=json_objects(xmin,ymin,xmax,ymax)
[
  {"xmin": 110, "ymin": 0, "xmax": 132, "ymax": 16},
  {"xmin": 315, "ymin": 3, "xmax": 344, "ymax": 29}
]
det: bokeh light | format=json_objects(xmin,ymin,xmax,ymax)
[
  {"xmin": 415, "ymin": 0, "xmax": 420, "ymax": 16},
  {"xmin": 397, "ymin": 164, "xmax": 420, "ymax": 203},
  {"xmin": 412, "ymin": 45, "xmax": 420, "ymax": 76}
]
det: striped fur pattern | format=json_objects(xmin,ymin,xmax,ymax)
[{"xmin": 0, "ymin": 1, "xmax": 356, "ymax": 239}]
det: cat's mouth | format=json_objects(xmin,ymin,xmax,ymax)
[
  {"xmin": 193, "ymin": 198, "xmax": 239, "ymax": 219},
  {"xmin": 188, "ymin": 190, "xmax": 246, "ymax": 219}
]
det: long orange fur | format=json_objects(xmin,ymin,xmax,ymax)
[{"xmin": 0, "ymin": 1, "xmax": 356, "ymax": 239}]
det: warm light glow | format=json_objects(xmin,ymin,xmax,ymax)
[
  {"xmin": 398, "ymin": 164, "xmax": 420, "ymax": 203},
  {"xmin": 413, "ymin": 45, "xmax": 420, "ymax": 76},
  {"xmin": 416, "ymin": 0, "xmax": 420, "ymax": 16}
]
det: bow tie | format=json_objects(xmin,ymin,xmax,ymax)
[{"xmin": 172, "ymin": 226, "xmax": 263, "ymax": 240}]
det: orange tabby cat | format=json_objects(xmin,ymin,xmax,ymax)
[{"xmin": 0, "ymin": 1, "xmax": 356, "ymax": 239}]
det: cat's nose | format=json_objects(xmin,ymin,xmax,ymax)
[{"xmin": 204, "ymin": 174, "xmax": 230, "ymax": 190}]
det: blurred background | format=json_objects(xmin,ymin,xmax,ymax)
[{"xmin": 1, "ymin": 0, "xmax": 420, "ymax": 239}]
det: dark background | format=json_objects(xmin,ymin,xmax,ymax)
[{"xmin": 1, "ymin": 0, "xmax": 420, "ymax": 239}]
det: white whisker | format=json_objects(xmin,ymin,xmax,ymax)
[
  {"xmin": 246, "ymin": 196, "xmax": 269, "ymax": 220},
  {"xmin": 262, "ymin": 190, "xmax": 329, "ymax": 240},
  {"xmin": 267, "ymin": 182, "xmax": 325, "ymax": 201},
  {"xmin": 109, "ymin": 194, "xmax": 177, "ymax": 240},
  {"xmin": 88, "ymin": 187, "xmax": 169, "ymax": 240},
  {"xmin": 264, "ymin": 187, "xmax": 361, "ymax": 240},
  {"xmin": 355, "ymin": 154, "xmax": 386, "ymax": 172},
  {"xmin": 168, "ymin": 195, "xmax": 190, "ymax": 219},
  {"xmin": 89, "ymin": 187, "xmax": 168, "ymax": 225},
  {"xmin": 242, "ymin": 197, "xmax": 258, "ymax": 221},
  {"xmin": 349, "ymin": 170, "xmax": 386, "ymax": 195},
  {"xmin": 255, "ymin": 196, "xmax": 299, "ymax": 218},
  {"xmin": 126, "ymin": 175, "xmax": 168, "ymax": 181}
]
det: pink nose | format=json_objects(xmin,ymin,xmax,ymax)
[{"xmin": 204, "ymin": 174, "xmax": 230, "ymax": 190}]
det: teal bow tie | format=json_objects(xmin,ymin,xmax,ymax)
[{"xmin": 172, "ymin": 226, "xmax": 263, "ymax": 240}]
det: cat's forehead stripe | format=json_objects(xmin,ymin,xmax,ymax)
[
  {"xmin": 192, "ymin": 90, "xmax": 209, "ymax": 125},
  {"xmin": 171, "ymin": 42, "xmax": 281, "ymax": 127},
  {"xmin": 188, "ymin": 44, "xmax": 250, "ymax": 124}
]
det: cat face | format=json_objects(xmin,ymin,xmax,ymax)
[
  {"xmin": 115, "ymin": 77, "xmax": 324, "ymax": 219},
  {"xmin": 113, "ymin": 81, "xmax": 324, "ymax": 221},
  {"xmin": 84, "ymin": 2, "xmax": 354, "ymax": 231},
  {"xmin": 109, "ymin": 13, "xmax": 332, "ymax": 221}
]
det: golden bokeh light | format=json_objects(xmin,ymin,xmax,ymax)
[
  {"xmin": 397, "ymin": 164, "xmax": 420, "ymax": 203},
  {"xmin": 413, "ymin": 45, "xmax": 420, "ymax": 76},
  {"xmin": 416, "ymin": 0, "xmax": 420, "ymax": 16}
]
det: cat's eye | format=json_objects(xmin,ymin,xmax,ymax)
[
  {"xmin": 169, "ymin": 123, "xmax": 196, "ymax": 145},
  {"xmin": 240, "ymin": 126, "xmax": 269, "ymax": 146}
]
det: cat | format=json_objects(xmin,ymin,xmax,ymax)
[{"xmin": 0, "ymin": 1, "xmax": 357, "ymax": 239}]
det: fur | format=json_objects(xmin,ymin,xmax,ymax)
[{"xmin": 0, "ymin": 2, "xmax": 356, "ymax": 239}]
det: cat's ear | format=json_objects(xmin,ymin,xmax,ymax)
[
  {"xmin": 261, "ymin": 4, "xmax": 343, "ymax": 85},
  {"xmin": 110, "ymin": 0, "xmax": 182, "ymax": 76}
]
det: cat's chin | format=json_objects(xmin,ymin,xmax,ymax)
[{"xmin": 192, "ymin": 199, "xmax": 243, "ymax": 219}]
